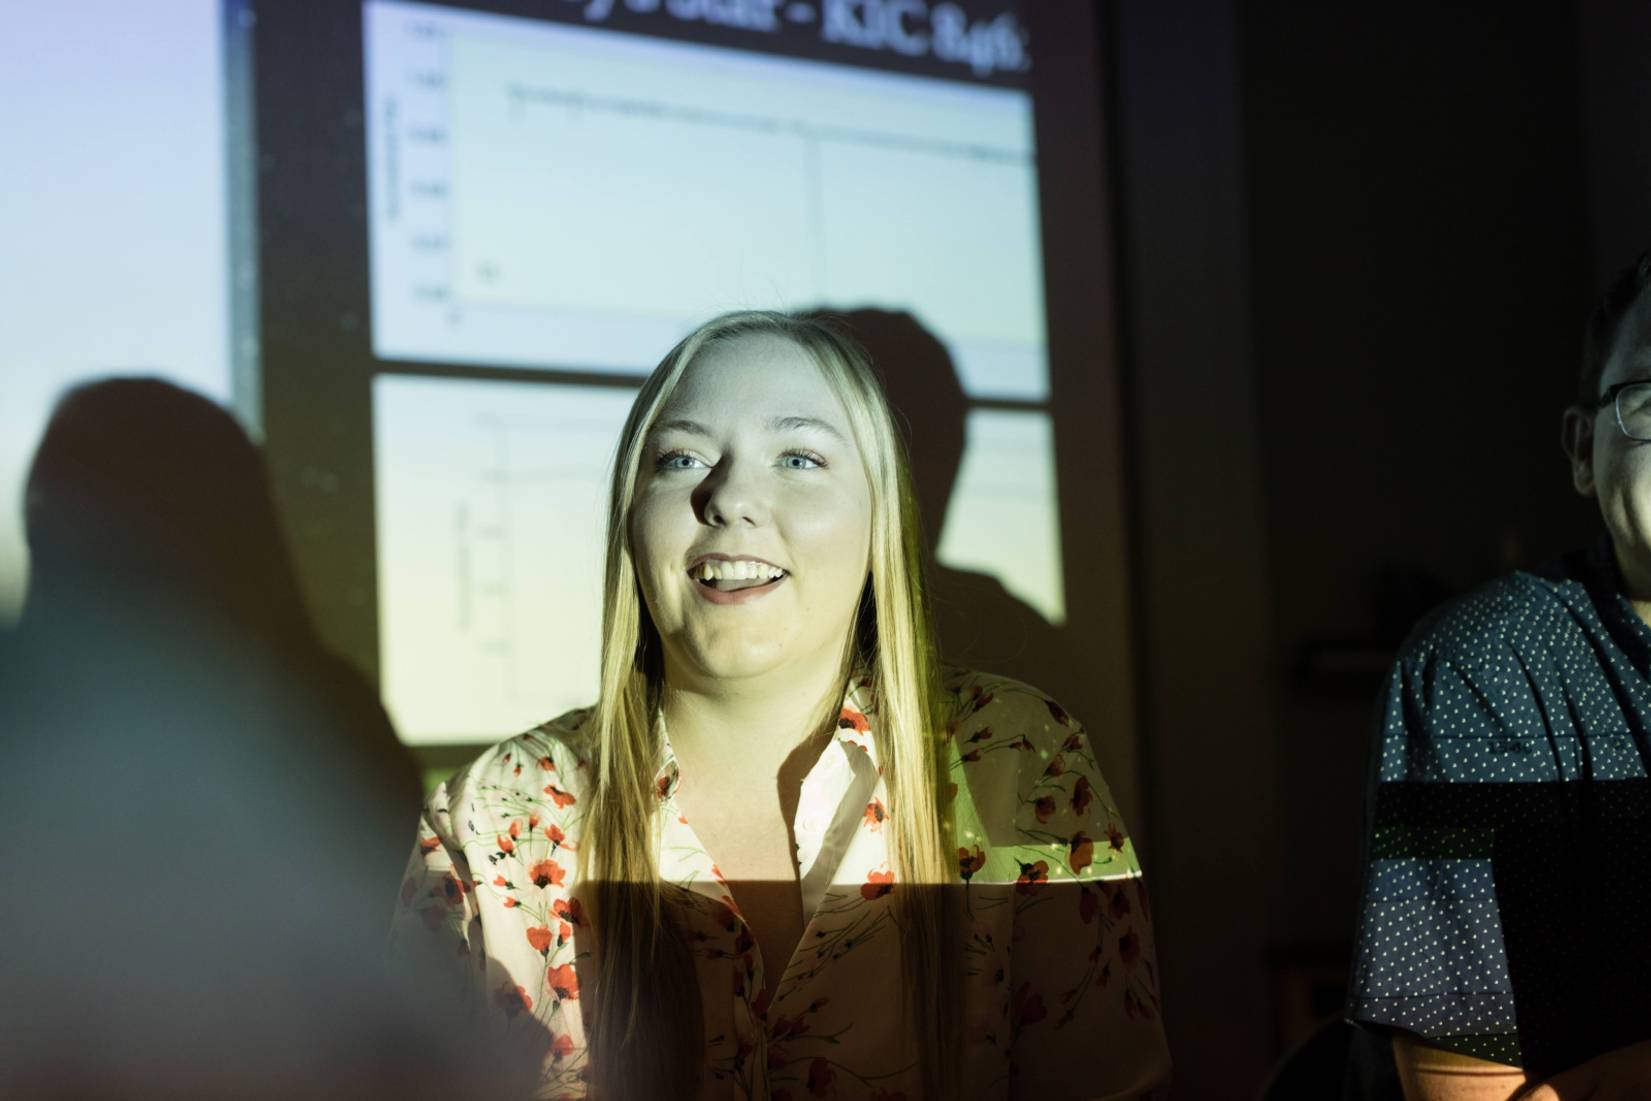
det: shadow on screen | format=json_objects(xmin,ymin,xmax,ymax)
[
  {"xmin": 814, "ymin": 308, "xmax": 1075, "ymax": 692},
  {"xmin": 0, "ymin": 379, "xmax": 493, "ymax": 1098}
]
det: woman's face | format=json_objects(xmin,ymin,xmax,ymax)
[{"xmin": 629, "ymin": 333, "xmax": 873, "ymax": 689}]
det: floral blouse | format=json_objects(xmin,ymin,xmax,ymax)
[{"xmin": 391, "ymin": 669, "xmax": 1170, "ymax": 1099}]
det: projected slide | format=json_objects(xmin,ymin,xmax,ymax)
[
  {"xmin": 0, "ymin": 0, "xmax": 236, "ymax": 625},
  {"xmin": 363, "ymin": 0, "xmax": 1048, "ymax": 399},
  {"xmin": 374, "ymin": 375, "xmax": 637, "ymax": 743},
  {"xmin": 376, "ymin": 378, "xmax": 1063, "ymax": 742},
  {"xmin": 936, "ymin": 410, "xmax": 1063, "ymax": 624}
]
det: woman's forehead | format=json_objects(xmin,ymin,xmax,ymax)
[{"xmin": 661, "ymin": 334, "xmax": 847, "ymax": 424}]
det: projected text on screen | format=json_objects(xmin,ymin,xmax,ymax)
[{"xmin": 365, "ymin": 0, "xmax": 1047, "ymax": 398}]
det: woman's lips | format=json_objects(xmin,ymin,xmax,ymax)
[{"xmin": 691, "ymin": 573, "xmax": 787, "ymax": 605}]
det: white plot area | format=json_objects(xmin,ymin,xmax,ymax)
[
  {"xmin": 364, "ymin": 0, "xmax": 1048, "ymax": 398},
  {"xmin": 936, "ymin": 410, "xmax": 1065, "ymax": 625},
  {"xmin": 0, "ymin": 0, "xmax": 232, "ymax": 625},
  {"xmin": 374, "ymin": 376, "xmax": 636, "ymax": 743}
]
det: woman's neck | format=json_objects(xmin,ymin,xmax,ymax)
[{"xmin": 662, "ymin": 654, "xmax": 846, "ymax": 775}]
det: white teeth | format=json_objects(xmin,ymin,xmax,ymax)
[{"xmin": 692, "ymin": 559, "xmax": 785, "ymax": 582}]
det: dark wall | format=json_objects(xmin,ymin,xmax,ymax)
[
  {"xmin": 1109, "ymin": 1, "xmax": 1642, "ymax": 1095},
  {"xmin": 1578, "ymin": 0, "xmax": 1651, "ymax": 288},
  {"xmin": 1241, "ymin": 2, "xmax": 1597, "ymax": 958},
  {"xmin": 1109, "ymin": 2, "xmax": 1281, "ymax": 1095}
]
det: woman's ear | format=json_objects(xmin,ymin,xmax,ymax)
[{"xmin": 1561, "ymin": 404, "xmax": 1597, "ymax": 497}]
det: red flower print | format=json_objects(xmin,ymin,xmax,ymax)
[
  {"xmin": 1068, "ymin": 832, "xmax": 1093, "ymax": 874},
  {"xmin": 1045, "ymin": 699, "xmax": 1071, "ymax": 726},
  {"xmin": 508, "ymin": 819, "xmax": 523, "ymax": 839},
  {"xmin": 1033, "ymin": 796, "xmax": 1056, "ymax": 823},
  {"xmin": 553, "ymin": 897, "xmax": 587, "ymax": 926},
  {"xmin": 547, "ymin": 962, "xmax": 580, "ymax": 1001},
  {"xmin": 502, "ymin": 896, "xmax": 518, "ymax": 908},
  {"xmin": 545, "ymin": 784, "xmax": 577, "ymax": 808},
  {"xmin": 861, "ymin": 867, "xmax": 895, "ymax": 901},
  {"xmin": 965, "ymin": 725, "xmax": 994, "ymax": 744},
  {"xmin": 838, "ymin": 707, "xmax": 870, "ymax": 734},
  {"xmin": 539, "ymin": 755, "xmax": 555, "ymax": 772},
  {"xmin": 545, "ymin": 822, "xmax": 567, "ymax": 847},
  {"xmin": 493, "ymin": 874, "xmax": 508, "ymax": 887},
  {"xmin": 495, "ymin": 980, "xmax": 532, "ymax": 1017},
  {"xmin": 961, "ymin": 748, "xmax": 982, "ymax": 763},
  {"xmin": 419, "ymin": 835, "xmax": 441, "ymax": 854},
  {"xmin": 497, "ymin": 833, "xmax": 515, "ymax": 854},
  {"xmin": 752, "ymin": 987, "xmax": 772, "ymax": 1020},
  {"xmin": 863, "ymin": 799, "xmax": 887, "ymax": 830},
  {"xmin": 1013, "ymin": 981, "xmax": 1048, "ymax": 1027},
  {"xmin": 958, "ymin": 845, "xmax": 986, "ymax": 882},
  {"xmin": 1062, "ymin": 732, "xmax": 1083, "ymax": 752},
  {"xmin": 807, "ymin": 1057, "xmax": 835, "ymax": 1096},
  {"xmin": 551, "ymin": 1032, "xmax": 575, "ymax": 1062},
  {"xmin": 526, "ymin": 925, "xmax": 554, "ymax": 955},
  {"xmin": 656, "ymin": 773, "xmax": 672, "ymax": 800},
  {"xmin": 1124, "ymin": 988, "xmax": 1146, "ymax": 1019},
  {"xmin": 528, "ymin": 813, "xmax": 540, "ymax": 829},
  {"xmin": 1107, "ymin": 883, "xmax": 1132, "ymax": 920},
  {"xmin": 558, "ymin": 920, "xmax": 573, "ymax": 947},
  {"xmin": 1118, "ymin": 929, "xmax": 1141, "ymax": 970},
  {"xmin": 440, "ymin": 872, "xmax": 468, "ymax": 906},
  {"xmin": 968, "ymin": 686, "xmax": 995, "ymax": 712},
  {"xmin": 1043, "ymin": 754, "xmax": 1066, "ymax": 777},
  {"xmin": 1071, "ymin": 775, "xmax": 1094, "ymax": 816},
  {"xmin": 1078, "ymin": 885, "xmax": 1098, "ymax": 924},
  {"xmin": 1106, "ymin": 822, "xmax": 1127, "ymax": 852},
  {"xmin": 1009, "ymin": 737, "xmax": 1033, "ymax": 751},
  {"xmin": 530, "ymin": 859, "xmax": 566, "ymax": 888},
  {"xmin": 1015, "ymin": 860, "xmax": 1048, "ymax": 893},
  {"xmin": 513, "ymin": 763, "xmax": 522, "ymax": 776}
]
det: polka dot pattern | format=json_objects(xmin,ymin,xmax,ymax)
[{"xmin": 1348, "ymin": 541, "xmax": 1651, "ymax": 1075}]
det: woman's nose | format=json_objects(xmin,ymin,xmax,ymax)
[{"xmin": 694, "ymin": 458, "xmax": 768, "ymax": 528}]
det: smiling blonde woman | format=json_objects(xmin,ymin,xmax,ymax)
[{"xmin": 391, "ymin": 311, "xmax": 1171, "ymax": 1100}]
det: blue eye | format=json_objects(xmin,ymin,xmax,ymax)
[
  {"xmin": 780, "ymin": 451, "xmax": 825, "ymax": 470},
  {"xmin": 655, "ymin": 449, "xmax": 704, "ymax": 471}
]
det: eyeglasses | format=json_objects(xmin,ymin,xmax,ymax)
[{"xmin": 1597, "ymin": 380, "xmax": 1651, "ymax": 441}]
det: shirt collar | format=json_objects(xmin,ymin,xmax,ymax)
[{"xmin": 652, "ymin": 675, "xmax": 881, "ymax": 801}]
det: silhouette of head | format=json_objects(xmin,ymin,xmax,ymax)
[
  {"xmin": 821, "ymin": 309, "xmax": 967, "ymax": 553},
  {"xmin": 22, "ymin": 377, "xmax": 312, "ymax": 646}
]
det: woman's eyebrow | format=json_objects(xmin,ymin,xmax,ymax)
[
  {"xmin": 652, "ymin": 415, "xmax": 848, "ymax": 443},
  {"xmin": 652, "ymin": 417, "xmax": 712, "ymax": 437},
  {"xmin": 768, "ymin": 415, "xmax": 848, "ymax": 443}
]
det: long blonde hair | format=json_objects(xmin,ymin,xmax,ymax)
[{"xmin": 582, "ymin": 310, "xmax": 958, "ymax": 1097}]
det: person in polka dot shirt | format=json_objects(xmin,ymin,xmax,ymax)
[{"xmin": 1347, "ymin": 253, "xmax": 1651, "ymax": 1099}]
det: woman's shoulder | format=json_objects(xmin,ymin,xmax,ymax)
[
  {"xmin": 435, "ymin": 706, "xmax": 599, "ymax": 822},
  {"xmin": 939, "ymin": 667, "xmax": 1139, "ymax": 880},
  {"xmin": 938, "ymin": 666, "xmax": 1088, "ymax": 751},
  {"xmin": 939, "ymin": 666, "xmax": 1105, "ymax": 792}
]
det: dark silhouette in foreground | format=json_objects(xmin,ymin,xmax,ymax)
[{"xmin": 0, "ymin": 379, "xmax": 490, "ymax": 1098}]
